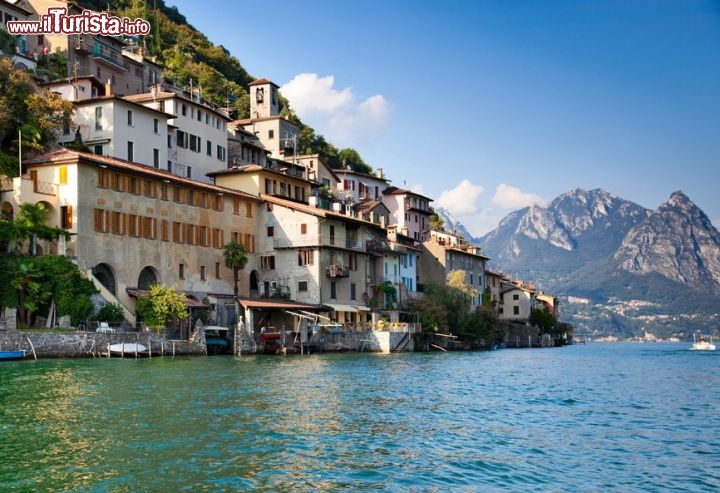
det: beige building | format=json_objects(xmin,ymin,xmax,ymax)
[
  {"xmin": 419, "ymin": 230, "xmax": 489, "ymax": 309},
  {"xmin": 2, "ymin": 148, "xmax": 260, "ymax": 328}
]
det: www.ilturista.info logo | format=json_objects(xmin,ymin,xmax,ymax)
[{"xmin": 7, "ymin": 8, "xmax": 151, "ymax": 36}]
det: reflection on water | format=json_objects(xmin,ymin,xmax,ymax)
[{"xmin": 1, "ymin": 344, "xmax": 719, "ymax": 492}]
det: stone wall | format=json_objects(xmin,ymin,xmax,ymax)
[{"xmin": 0, "ymin": 331, "xmax": 206, "ymax": 358}]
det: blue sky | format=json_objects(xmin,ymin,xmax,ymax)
[{"xmin": 169, "ymin": 0, "xmax": 720, "ymax": 236}]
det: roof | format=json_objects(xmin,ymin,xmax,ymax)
[
  {"xmin": 23, "ymin": 148, "xmax": 260, "ymax": 202},
  {"xmin": 383, "ymin": 186, "xmax": 434, "ymax": 202},
  {"xmin": 208, "ymin": 164, "xmax": 311, "ymax": 184},
  {"xmin": 238, "ymin": 297, "xmax": 327, "ymax": 311},
  {"xmin": 73, "ymin": 95, "xmax": 175, "ymax": 118},
  {"xmin": 356, "ymin": 200, "xmax": 387, "ymax": 213},
  {"xmin": 261, "ymin": 193, "xmax": 387, "ymax": 231},
  {"xmin": 124, "ymin": 91, "xmax": 232, "ymax": 120},
  {"xmin": 334, "ymin": 168, "xmax": 389, "ymax": 182},
  {"xmin": 248, "ymin": 78, "xmax": 279, "ymax": 87}
]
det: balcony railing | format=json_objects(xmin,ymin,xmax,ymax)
[
  {"xmin": 33, "ymin": 180, "xmax": 57, "ymax": 196},
  {"xmin": 326, "ymin": 264, "xmax": 350, "ymax": 278}
]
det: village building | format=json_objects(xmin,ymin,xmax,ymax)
[
  {"xmin": 125, "ymin": 85, "xmax": 231, "ymax": 183},
  {"xmin": 382, "ymin": 186, "xmax": 433, "ymax": 244},
  {"xmin": 419, "ymin": 229, "xmax": 489, "ymax": 310},
  {"xmin": 1, "ymin": 0, "xmax": 37, "ymax": 69},
  {"xmin": 1, "ymin": 148, "xmax": 260, "ymax": 331}
]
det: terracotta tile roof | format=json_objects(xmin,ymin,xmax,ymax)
[
  {"xmin": 248, "ymin": 78, "xmax": 278, "ymax": 87},
  {"xmin": 23, "ymin": 148, "xmax": 260, "ymax": 201},
  {"xmin": 238, "ymin": 297, "xmax": 327, "ymax": 311}
]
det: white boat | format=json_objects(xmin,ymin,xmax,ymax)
[
  {"xmin": 690, "ymin": 334, "xmax": 716, "ymax": 351},
  {"xmin": 108, "ymin": 342, "xmax": 147, "ymax": 355}
]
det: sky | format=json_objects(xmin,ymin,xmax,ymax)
[{"xmin": 168, "ymin": 0, "xmax": 720, "ymax": 236}]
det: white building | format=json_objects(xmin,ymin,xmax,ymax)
[{"xmin": 125, "ymin": 85, "xmax": 230, "ymax": 183}]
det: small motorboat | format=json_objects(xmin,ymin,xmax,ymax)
[
  {"xmin": 690, "ymin": 335, "xmax": 716, "ymax": 351},
  {"xmin": 0, "ymin": 350, "xmax": 27, "ymax": 360},
  {"xmin": 108, "ymin": 342, "xmax": 147, "ymax": 355}
]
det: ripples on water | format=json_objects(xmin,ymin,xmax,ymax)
[{"xmin": 1, "ymin": 343, "xmax": 719, "ymax": 492}]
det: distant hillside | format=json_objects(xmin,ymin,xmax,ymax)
[{"xmin": 468, "ymin": 189, "xmax": 720, "ymax": 339}]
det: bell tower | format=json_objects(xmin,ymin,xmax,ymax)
[{"xmin": 249, "ymin": 79, "xmax": 280, "ymax": 119}]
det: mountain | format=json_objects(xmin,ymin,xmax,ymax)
[
  {"xmin": 474, "ymin": 189, "xmax": 720, "ymax": 339},
  {"xmin": 434, "ymin": 208, "xmax": 476, "ymax": 244}
]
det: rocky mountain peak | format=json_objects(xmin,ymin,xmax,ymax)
[{"xmin": 614, "ymin": 192, "xmax": 720, "ymax": 294}]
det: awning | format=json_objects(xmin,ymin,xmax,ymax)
[
  {"xmin": 238, "ymin": 298, "xmax": 327, "ymax": 311},
  {"xmin": 323, "ymin": 304, "xmax": 358, "ymax": 313}
]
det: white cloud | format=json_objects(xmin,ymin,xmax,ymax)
[
  {"xmin": 492, "ymin": 183, "xmax": 546, "ymax": 210},
  {"xmin": 435, "ymin": 180, "xmax": 485, "ymax": 215},
  {"xmin": 280, "ymin": 73, "xmax": 392, "ymax": 149}
]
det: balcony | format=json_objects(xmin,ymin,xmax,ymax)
[
  {"xmin": 326, "ymin": 264, "xmax": 350, "ymax": 278},
  {"xmin": 92, "ymin": 44, "xmax": 128, "ymax": 71}
]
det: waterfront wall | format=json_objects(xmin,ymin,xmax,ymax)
[{"xmin": 0, "ymin": 331, "xmax": 206, "ymax": 358}]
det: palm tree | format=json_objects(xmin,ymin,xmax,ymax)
[
  {"xmin": 223, "ymin": 241, "xmax": 248, "ymax": 301},
  {"xmin": 11, "ymin": 262, "xmax": 50, "ymax": 327},
  {"xmin": 16, "ymin": 202, "xmax": 47, "ymax": 256}
]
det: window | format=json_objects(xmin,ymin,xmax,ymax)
[
  {"xmin": 298, "ymin": 281, "xmax": 308, "ymax": 292},
  {"xmin": 161, "ymin": 219, "xmax": 169, "ymax": 241},
  {"xmin": 95, "ymin": 106, "xmax": 102, "ymax": 130},
  {"xmin": 206, "ymin": 140, "xmax": 212, "ymax": 156},
  {"xmin": 111, "ymin": 211, "xmax": 124, "ymax": 235},
  {"xmin": 128, "ymin": 214, "xmax": 138, "ymax": 236},
  {"xmin": 513, "ymin": 294, "xmax": 519, "ymax": 301},
  {"xmin": 298, "ymin": 249, "xmax": 314, "ymax": 266},
  {"xmin": 245, "ymin": 202, "xmax": 252, "ymax": 218},
  {"xmin": 127, "ymin": 110, "xmax": 133, "ymax": 126},
  {"xmin": 261, "ymin": 255, "xmax": 275, "ymax": 270},
  {"xmin": 217, "ymin": 145, "xmax": 226, "ymax": 161},
  {"xmin": 153, "ymin": 149, "xmax": 159, "ymax": 168},
  {"xmin": 167, "ymin": 135, "xmax": 172, "ymax": 148},
  {"xmin": 177, "ymin": 130, "xmax": 187, "ymax": 148},
  {"xmin": 215, "ymin": 262, "xmax": 221, "ymax": 279},
  {"xmin": 179, "ymin": 263, "xmax": 185, "ymax": 279},
  {"xmin": 93, "ymin": 208, "xmax": 108, "ymax": 232},
  {"xmin": 181, "ymin": 104, "xmax": 187, "ymax": 116},
  {"xmin": 127, "ymin": 141, "xmax": 134, "ymax": 162},
  {"xmin": 61, "ymin": 205, "xmax": 72, "ymax": 229},
  {"xmin": 153, "ymin": 118, "xmax": 159, "ymax": 134},
  {"xmin": 267, "ymin": 226, "xmax": 274, "ymax": 237},
  {"xmin": 513, "ymin": 306, "xmax": 520, "ymax": 315},
  {"xmin": 94, "ymin": 144, "xmax": 103, "ymax": 156},
  {"xmin": 268, "ymin": 129, "xmax": 274, "ymax": 139},
  {"xmin": 190, "ymin": 134, "xmax": 201, "ymax": 152},
  {"xmin": 160, "ymin": 183, "xmax": 169, "ymax": 201},
  {"xmin": 200, "ymin": 266, "xmax": 206, "ymax": 281},
  {"xmin": 330, "ymin": 281, "xmax": 337, "ymax": 300},
  {"xmin": 349, "ymin": 254, "xmax": 358, "ymax": 271},
  {"xmin": 173, "ymin": 221, "xmax": 182, "ymax": 242},
  {"xmin": 300, "ymin": 223, "xmax": 307, "ymax": 235},
  {"xmin": 350, "ymin": 283, "xmax": 356, "ymax": 301},
  {"xmin": 329, "ymin": 225, "xmax": 335, "ymax": 245}
]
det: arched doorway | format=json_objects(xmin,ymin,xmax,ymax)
[
  {"xmin": 92, "ymin": 263, "xmax": 116, "ymax": 295},
  {"xmin": 138, "ymin": 266, "xmax": 159, "ymax": 290},
  {"xmin": 249, "ymin": 270, "xmax": 259, "ymax": 297}
]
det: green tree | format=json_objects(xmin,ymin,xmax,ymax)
[
  {"xmin": 447, "ymin": 270, "xmax": 478, "ymax": 301},
  {"xmin": 0, "ymin": 58, "xmax": 73, "ymax": 176},
  {"xmin": 338, "ymin": 148, "xmax": 372, "ymax": 174},
  {"xmin": 429, "ymin": 212, "xmax": 445, "ymax": 232},
  {"xmin": 530, "ymin": 307, "xmax": 557, "ymax": 333},
  {"xmin": 96, "ymin": 302, "xmax": 125, "ymax": 325},
  {"xmin": 223, "ymin": 240, "xmax": 248, "ymax": 301},
  {"xmin": 136, "ymin": 284, "xmax": 188, "ymax": 333},
  {"xmin": 11, "ymin": 261, "xmax": 50, "ymax": 327},
  {"xmin": 35, "ymin": 255, "xmax": 97, "ymax": 325}
]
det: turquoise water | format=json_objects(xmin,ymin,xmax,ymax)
[{"xmin": 1, "ymin": 343, "xmax": 718, "ymax": 492}]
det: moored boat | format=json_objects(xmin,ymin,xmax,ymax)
[
  {"xmin": 108, "ymin": 342, "xmax": 147, "ymax": 355},
  {"xmin": 690, "ymin": 334, "xmax": 716, "ymax": 351},
  {"xmin": 0, "ymin": 350, "xmax": 27, "ymax": 360}
]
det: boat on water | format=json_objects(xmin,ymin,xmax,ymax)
[
  {"xmin": 108, "ymin": 342, "xmax": 147, "ymax": 355},
  {"xmin": 690, "ymin": 334, "xmax": 716, "ymax": 351},
  {"xmin": 0, "ymin": 350, "xmax": 27, "ymax": 360}
]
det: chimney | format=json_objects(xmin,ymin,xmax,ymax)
[
  {"xmin": 105, "ymin": 79, "xmax": 113, "ymax": 97},
  {"xmin": 375, "ymin": 168, "xmax": 383, "ymax": 179}
]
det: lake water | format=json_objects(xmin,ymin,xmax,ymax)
[{"xmin": 1, "ymin": 343, "xmax": 718, "ymax": 492}]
